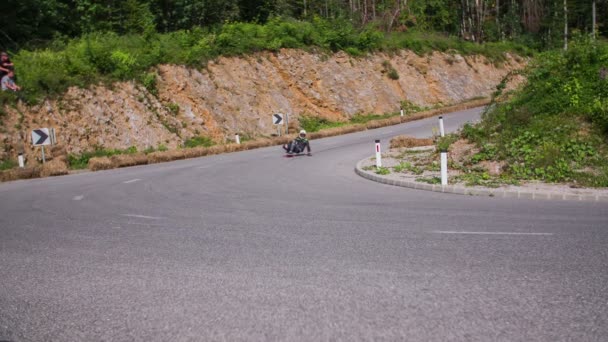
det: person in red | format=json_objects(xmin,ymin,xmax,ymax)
[{"xmin": 0, "ymin": 52, "xmax": 14, "ymax": 80}]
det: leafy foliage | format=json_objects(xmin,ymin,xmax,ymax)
[{"xmin": 462, "ymin": 38, "xmax": 608, "ymax": 187}]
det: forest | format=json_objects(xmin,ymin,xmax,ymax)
[{"xmin": 1, "ymin": 1, "xmax": 606, "ymax": 51}]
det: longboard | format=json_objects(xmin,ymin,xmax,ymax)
[{"xmin": 284, "ymin": 153, "xmax": 309, "ymax": 158}]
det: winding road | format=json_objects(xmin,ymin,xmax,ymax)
[{"xmin": 1, "ymin": 107, "xmax": 607, "ymax": 341}]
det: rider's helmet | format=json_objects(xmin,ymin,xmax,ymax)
[{"xmin": 299, "ymin": 130, "xmax": 307, "ymax": 138}]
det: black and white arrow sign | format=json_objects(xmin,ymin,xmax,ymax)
[
  {"xmin": 273, "ymin": 114, "xmax": 283, "ymax": 125},
  {"xmin": 32, "ymin": 128, "xmax": 51, "ymax": 146}
]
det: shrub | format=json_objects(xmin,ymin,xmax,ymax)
[
  {"xmin": 6, "ymin": 17, "xmax": 531, "ymax": 104},
  {"xmin": 461, "ymin": 38, "xmax": 608, "ymax": 187}
]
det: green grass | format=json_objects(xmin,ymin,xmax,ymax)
[
  {"xmin": 5, "ymin": 17, "xmax": 532, "ymax": 104},
  {"xmin": 0, "ymin": 159, "xmax": 17, "ymax": 171},
  {"xmin": 67, "ymin": 146, "xmax": 138, "ymax": 170},
  {"xmin": 375, "ymin": 166, "xmax": 391, "ymax": 175},
  {"xmin": 299, "ymin": 115, "xmax": 346, "ymax": 132},
  {"xmin": 143, "ymin": 144, "xmax": 168, "ymax": 154},
  {"xmin": 455, "ymin": 38, "xmax": 608, "ymax": 187},
  {"xmin": 183, "ymin": 136, "xmax": 215, "ymax": 148},
  {"xmin": 301, "ymin": 103, "xmax": 440, "ymax": 133}
]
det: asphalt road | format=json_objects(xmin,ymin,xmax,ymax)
[{"xmin": 1, "ymin": 108, "xmax": 607, "ymax": 341}]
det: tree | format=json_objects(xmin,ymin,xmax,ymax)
[{"xmin": 564, "ymin": 0, "xmax": 568, "ymax": 50}]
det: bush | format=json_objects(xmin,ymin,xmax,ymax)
[
  {"xmin": 462, "ymin": 38, "xmax": 608, "ymax": 187},
  {"xmin": 6, "ymin": 17, "xmax": 531, "ymax": 104}
]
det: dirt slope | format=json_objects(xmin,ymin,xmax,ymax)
[{"xmin": 0, "ymin": 49, "xmax": 525, "ymax": 162}]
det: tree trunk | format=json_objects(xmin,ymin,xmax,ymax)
[
  {"xmin": 592, "ymin": 0, "xmax": 596, "ymax": 40},
  {"xmin": 496, "ymin": 0, "xmax": 501, "ymax": 40},
  {"xmin": 564, "ymin": 0, "xmax": 568, "ymax": 50}
]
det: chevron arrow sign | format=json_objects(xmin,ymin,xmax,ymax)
[{"xmin": 32, "ymin": 128, "xmax": 51, "ymax": 146}]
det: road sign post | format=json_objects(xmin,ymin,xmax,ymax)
[
  {"xmin": 32, "ymin": 128, "xmax": 52, "ymax": 164},
  {"xmin": 375, "ymin": 140, "xmax": 382, "ymax": 168},
  {"xmin": 273, "ymin": 114, "xmax": 284, "ymax": 137}
]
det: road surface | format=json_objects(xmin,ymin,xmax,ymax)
[{"xmin": 1, "ymin": 108, "xmax": 607, "ymax": 341}]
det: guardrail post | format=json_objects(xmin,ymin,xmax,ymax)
[
  {"xmin": 375, "ymin": 140, "xmax": 382, "ymax": 168},
  {"xmin": 18, "ymin": 153, "xmax": 24, "ymax": 168},
  {"xmin": 441, "ymin": 149, "xmax": 448, "ymax": 186}
]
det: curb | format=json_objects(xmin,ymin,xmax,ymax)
[{"xmin": 355, "ymin": 158, "xmax": 608, "ymax": 203}]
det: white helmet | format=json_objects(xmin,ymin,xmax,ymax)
[{"xmin": 299, "ymin": 130, "xmax": 307, "ymax": 136}]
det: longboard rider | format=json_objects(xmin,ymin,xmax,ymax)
[{"xmin": 284, "ymin": 130, "xmax": 311, "ymax": 156}]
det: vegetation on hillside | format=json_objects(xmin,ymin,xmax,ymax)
[
  {"xmin": 451, "ymin": 38, "xmax": 608, "ymax": 187},
  {"xmin": 2, "ymin": 1, "xmax": 605, "ymax": 50},
  {"xmin": 2, "ymin": 18, "xmax": 531, "ymax": 104},
  {"xmin": 1, "ymin": 1, "xmax": 605, "ymax": 102}
]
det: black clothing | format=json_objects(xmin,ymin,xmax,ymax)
[{"xmin": 284, "ymin": 137, "xmax": 311, "ymax": 154}]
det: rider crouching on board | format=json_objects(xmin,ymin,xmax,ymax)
[{"xmin": 284, "ymin": 130, "xmax": 311, "ymax": 155}]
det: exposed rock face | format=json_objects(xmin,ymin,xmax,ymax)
[{"xmin": 0, "ymin": 49, "xmax": 525, "ymax": 161}]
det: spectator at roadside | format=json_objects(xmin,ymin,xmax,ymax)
[
  {"xmin": 0, "ymin": 52, "xmax": 14, "ymax": 80},
  {"xmin": 1, "ymin": 70, "xmax": 20, "ymax": 92}
]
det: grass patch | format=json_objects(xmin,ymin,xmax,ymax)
[
  {"xmin": 299, "ymin": 115, "xmax": 346, "ymax": 133},
  {"xmin": 393, "ymin": 161, "xmax": 424, "ymax": 175},
  {"xmin": 416, "ymin": 176, "xmax": 441, "ymax": 185},
  {"xmin": 68, "ymin": 146, "xmax": 138, "ymax": 170},
  {"xmin": 143, "ymin": 144, "xmax": 168, "ymax": 154},
  {"xmin": 375, "ymin": 166, "xmax": 391, "ymax": 175},
  {"xmin": 0, "ymin": 159, "xmax": 17, "ymax": 171},
  {"xmin": 183, "ymin": 136, "xmax": 215, "ymax": 148}
]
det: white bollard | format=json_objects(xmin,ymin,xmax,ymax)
[
  {"xmin": 400, "ymin": 109, "xmax": 404, "ymax": 117},
  {"xmin": 441, "ymin": 150, "xmax": 448, "ymax": 186},
  {"xmin": 18, "ymin": 153, "xmax": 24, "ymax": 168},
  {"xmin": 235, "ymin": 133, "xmax": 241, "ymax": 145},
  {"xmin": 375, "ymin": 140, "xmax": 382, "ymax": 168},
  {"xmin": 439, "ymin": 116, "xmax": 445, "ymax": 137}
]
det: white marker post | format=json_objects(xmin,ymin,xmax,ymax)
[
  {"xmin": 439, "ymin": 116, "xmax": 445, "ymax": 137},
  {"xmin": 18, "ymin": 153, "xmax": 24, "ymax": 168},
  {"xmin": 375, "ymin": 140, "xmax": 382, "ymax": 168},
  {"xmin": 440, "ymin": 149, "xmax": 448, "ymax": 186},
  {"xmin": 400, "ymin": 108, "xmax": 404, "ymax": 117},
  {"xmin": 235, "ymin": 133, "xmax": 241, "ymax": 145}
]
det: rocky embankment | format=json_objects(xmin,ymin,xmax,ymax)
[{"xmin": 0, "ymin": 49, "xmax": 525, "ymax": 162}]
